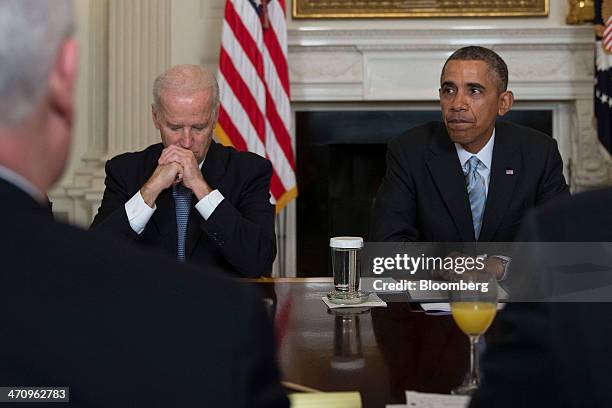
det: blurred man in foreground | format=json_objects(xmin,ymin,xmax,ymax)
[
  {"xmin": 471, "ymin": 188, "xmax": 612, "ymax": 407},
  {"xmin": 91, "ymin": 65, "xmax": 276, "ymax": 278},
  {"xmin": 0, "ymin": 1, "xmax": 287, "ymax": 406}
]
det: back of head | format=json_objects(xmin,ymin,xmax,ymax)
[
  {"xmin": 442, "ymin": 46, "xmax": 509, "ymax": 93},
  {"xmin": 0, "ymin": 0, "xmax": 77, "ymax": 194},
  {"xmin": 0, "ymin": 0, "xmax": 74, "ymax": 127}
]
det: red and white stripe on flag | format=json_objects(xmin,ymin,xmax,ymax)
[
  {"xmin": 216, "ymin": 0, "xmax": 297, "ymax": 213},
  {"xmin": 604, "ymin": 16, "xmax": 612, "ymax": 52}
]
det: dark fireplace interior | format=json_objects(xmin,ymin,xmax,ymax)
[{"xmin": 296, "ymin": 110, "xmax": 553, "ymax": 277}]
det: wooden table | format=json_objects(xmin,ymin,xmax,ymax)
[{"xmin": 249, "ymin": 278, "xmax": 481, "ymax": 408}]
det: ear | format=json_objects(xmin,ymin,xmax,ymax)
[
  {"xmin": 211, "ymin": 107, "xmax": 220, "ymax": 127},
  {"xmin": 48, "ymin": 38, "xmax": 78, "ymax": 128},
  {"xmin": 497, "ymin": 90, "xmax": 514, "ymax": 116},
  {"xmin": 152, "ymin": 105, "xmax": 161, "ymax": 130}
]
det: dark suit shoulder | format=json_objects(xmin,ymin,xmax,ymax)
[
  {"xmin": 221, "ymin": 143, "xmax": 270, "ymax": 165},
  {"xmin": 220, "ymin": 143, "xmax": 272, "ymax": 174},
  {"xmin": 496, "ymin": 120, "xmax": 555, "ymax": 149},
  {"xmin": 525, "ymin": 187, "xmax": 612, "ymax": 241},
  {"xmin": 0, "ymin": 207, "xmax": 289, "ymax": 406},
  {"xmin": 41, "ymin": 215, "xmax": 262, "ymax": 315},
  {"xmin": 391, "ymin": 121, "xmax": 445, "ymax": 146},
  {"xmin": 388, "ymin": 121, "xmax": 446, "ymax": 156},
  {"xmin": 1, "ymin": 198, "xmax": 255, "ymax": 312}
]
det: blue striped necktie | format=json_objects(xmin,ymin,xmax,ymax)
[
  {"xmin": 463, "ymin": 156, "xmax": 486, "ymax": 240},
  {"xmin": 172, "ymin": 184, "xmax": 193, "ymax": 262}
]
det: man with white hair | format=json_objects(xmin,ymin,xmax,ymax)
[
  {"xmin": 91, "ymin": 65, "xmax": 276, "ymax": 278},
  {"xmin": 0, "ymin": 1, "xmax": 288, "ymax": 406}
]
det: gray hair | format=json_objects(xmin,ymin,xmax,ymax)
[
  {"xmin": 152, "ymin": 65, "xmax": 220, "ymax": 120},
  {"xmin": 0, "ymin": 0, "xmax": 75, "ymax": 127},
  {"xmin": 441, "ymin": 46, "xmax": 509, "ymax": 92}
]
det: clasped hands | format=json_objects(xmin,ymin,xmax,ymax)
[{"xmin": 140, "ymin": 145, "xmax": 212, "ymax": 207}]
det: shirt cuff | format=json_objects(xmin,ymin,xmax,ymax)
[
  {"xmin": 124, "ymin": 191, "xmax": 156, "ymax": 235},
  {"xmin": 491, "ymin": 255, "xmax": 512, "ymax": 281},
  {"xmin": 195, "ymin": 189, "xmax": 225, "ymax": 220}
]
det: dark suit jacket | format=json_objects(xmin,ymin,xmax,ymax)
[
  {"xmin": 471, "ymin": 188, "xmax": 612, "ymax": 408},
  {"xmin": 91, "ymin": 141, "xmax": 276, "ymax": 278},
  {"xmin": 0, "ymin": 178, "xmax": 287, "ymax": 407},
  {"xmin": 371, "ymin": 120, "xmax": 570, "ymax": 242}
]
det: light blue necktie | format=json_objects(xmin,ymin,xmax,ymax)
[
  {"xmin": 172, "ymin": 184, "xmax": 193, "ymax": 262},
  {"xmin": 463, "ymin": 156, "xmax": 486, "ymax": 240}
]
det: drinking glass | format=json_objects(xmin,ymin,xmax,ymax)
[
  {"xmin": 449, "ymin": 267, "xmax": 498, "ymax": 395},
  {"xmin": 327, "ymin": 237, "xmax": 368, "ymax": 304}
]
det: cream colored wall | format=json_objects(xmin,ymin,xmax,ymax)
[
  {"xmin": 58, "ymin": 0, "xmax": 91, "ymax": 194},
  {"xmin": 171, "ymin": 0, "xmax": 224, "ymax": 68}
]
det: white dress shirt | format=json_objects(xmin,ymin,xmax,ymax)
[
  {"xmin": 454, "ymin": 130, "xmax": 495, "ymax": 197},
  {"xmin": 124, "ymin": 159, "xmax": 225, "ymax": 235}
]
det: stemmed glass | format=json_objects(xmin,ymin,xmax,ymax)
[{"xmin": 449, "ymin": 267, "xmax": 498, "ymax": 395}]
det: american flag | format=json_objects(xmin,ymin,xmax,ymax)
[
  {"xmin": 216, "ymin": 0, "xmax": 297, "ymax": 212},
  {"xmin": 604, "ymin": 17, "xmax": 612, "ymax": 52},
  {"xmin": 595, "ymin": 0, "xmax": 612, "ymax": 153}
]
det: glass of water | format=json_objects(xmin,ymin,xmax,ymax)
[{"xmin": 327, "ymin": 237, "xmax": 368, "ymax": 304}]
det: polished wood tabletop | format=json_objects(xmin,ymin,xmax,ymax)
[{"xmin": 250, "ymin": 278, "xmax": 485, "ymax": 408}]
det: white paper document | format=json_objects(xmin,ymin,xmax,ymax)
[
  {"xmin": 404, "ymin": 391, "xmax": 470, "ymax": 408},
  {"xmin": 420, "ymin": 302, "xmax": 452, "ymax": 312},
  {"xmin": 290, "ymin": 391, "xmax": 361, "ymax": 408}
]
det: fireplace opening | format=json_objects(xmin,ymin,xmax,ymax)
[{"xmin": 295, "ymin": 109, "xmax": 553, "ymax": 277}]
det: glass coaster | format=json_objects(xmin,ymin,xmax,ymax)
[
  {"xmin": 327, "ymin": 290, "xmax": 369, "ymax": 305},
  {"xmin": 327, "ymin": 307, "xmax": 372, "ymax": 316}
]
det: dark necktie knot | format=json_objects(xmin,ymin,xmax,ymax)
[
  {"xmin": 463, "ymin": 155, "xmax": 481, "ymax": 176},
  {"xmin": 173, "ymin": 184, "xmax": 192, "ymax": 197}
]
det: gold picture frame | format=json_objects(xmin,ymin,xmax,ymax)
[{"xmin": 293, "ymin": 0, "xmax": 549, "ymax": 19}]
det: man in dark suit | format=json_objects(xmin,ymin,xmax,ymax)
[
  {"xmin": 371, "ymin": 46, "xmax": 569, "ymax": 246},
  {"xmin": 91, "ymin": 65, "xmax": 276, "ymax": 278},
  {"xmin": 471, "ymin": 188, "xmax": 612, "ymax": 407},
  {"xmin": 0, "ymin": 1, "xmax": 287, "ymax": 406}
]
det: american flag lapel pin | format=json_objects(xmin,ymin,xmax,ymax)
[{"xmin": 506, "ymin": 169, "xmax": 514, "ymax": 175}]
